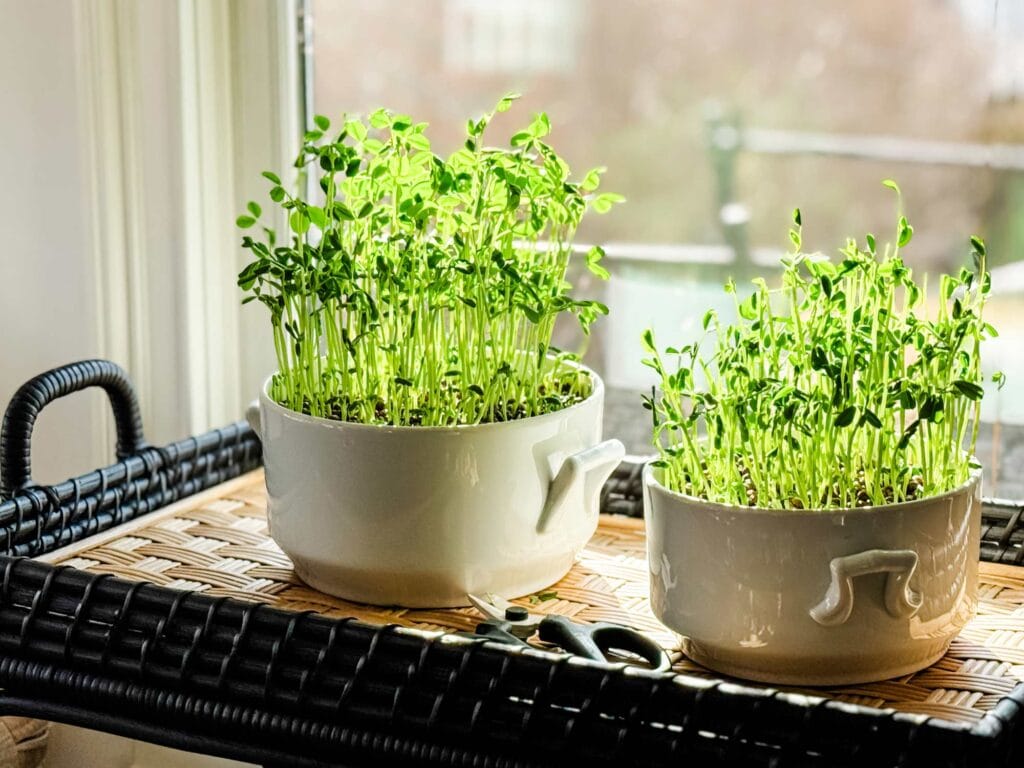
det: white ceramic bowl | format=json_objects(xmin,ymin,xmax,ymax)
[
  {"xmin": 248, "ymin": 366, "xmax": 623, "ymax": 607},
  {"xmin": 644, "ymin": 463, "xmax": 982, "ymax": 685}
]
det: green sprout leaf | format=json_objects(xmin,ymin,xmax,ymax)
[
  {"xmin": 368, "ymin": 108, "xmax": 390, "ymax": 129},
  {"xmin": 591, "ymin": 192, "xmax": 625, "ymax": 214},
  {"xmin": 289, "ymin": 210, "xmax": 310, "ymax": 234},
  {"xmin": 645, "ymin": 188, "xmax": 997, "ymax": 510},
  {"xmin": 952, "ymin": 380, "xmax": 984, "ymax": 400},
  {"xmin": 237, "ymin": 98, "xmax": 618, "ymax": 427},
  {"xmin": 307, "ymin": 206, "xmax": 327, "ymax": 230},
  {"xmin": 496, "ymin": 92, "xmax": 521, "ymax": 112},
  {"xmin": 971, "ymin": 236, "xmax": 986, "ymax": 257},
  {"xmin": 345, "ymin": 119, "xmax": 368, "ymax": 143},
  {"xmin": 510, "ymin": 131, "xmax": 532, "ymax": 147},
  {"xmin": 898, "ymin": 216, "xmax": 914, "ymax": 247},
  {"xmin": 580, "ymin": 166, "xmax": 605, "ymax": 193},
  {"xmin": 586, "ymin": 246, "xmax": 610, "ymax": 280},
  {"xmin": 835, "ymin": 406, "xmax": 857, "ymax": 427},
  {"xmin": 860, "ymin": 408, "xmax": 882, "ymax": 429},
  {"xmin": 528, "ymin": 590, "xmax": 558, "ymax": 604}
]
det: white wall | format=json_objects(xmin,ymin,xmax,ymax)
[
  {"xmin": 0, "ymin": 0, "xmax": 107, "ymax": 486},
  {"xmin": 0, "ymin": 0, "xmax": 286, "ymax": 489}
]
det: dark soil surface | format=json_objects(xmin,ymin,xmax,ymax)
[{"xmin": 296, "ymin": 380, "xmax": 586, "ymax": 426}]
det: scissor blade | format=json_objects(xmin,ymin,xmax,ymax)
[
  {"xmin": 466, "ymin": 593, "xmax": 543, "ymax": 631},
  {"xmin": 467, "ymin": 593, "xmax": 507, "ymax": 620}
]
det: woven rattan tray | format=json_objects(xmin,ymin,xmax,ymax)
[{"xmin": 43, "ymin": 468, "xmax": 1024, "ymax": 725}]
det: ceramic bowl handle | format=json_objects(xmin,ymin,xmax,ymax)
[
  {"xmin": 246, "ymin": 399, "xmax": 262, "ymax": 441},
  {"xmin": 810, "ymin": 549, "xmax": 922, "ymax": 627},
  {"xmin": 536, "ymin": 439, "xmax": 625, "ymax": 533}
]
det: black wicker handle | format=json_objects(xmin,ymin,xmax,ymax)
[{"xmin": 0, "ymin": 360, "xmax": 147, "ymax": 499}]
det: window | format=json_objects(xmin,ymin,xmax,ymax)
[
  {"xmin": 308, "ymin": 0, "xmax": 1024, "ymax": 498},
  {"xmin": 442, "ymin": 0, "xmax": 582, "ymax": 74}
]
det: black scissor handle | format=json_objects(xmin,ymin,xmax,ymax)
[
  {"xmin": 538, "ymin": 615, "xmax": 671, "ymax": 672},
  {"xmin": 472, "ymin": 618, "xmax": 528, "ymax": 646}
]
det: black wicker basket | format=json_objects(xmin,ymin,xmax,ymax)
[{"xmin": 0, "ymin": 360, "xmax": 1021, "ymax": 767}]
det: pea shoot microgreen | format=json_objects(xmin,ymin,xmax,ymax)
[
  {"xmin": 237, "ymin": 94, "xmax": 620, "ymax": 425},
  {"xmin": 644, "ymin": 181, "xmax": 1002, "ymax": 510},
  {"xmin": 528, "ymin": 590, "xmax": 559, "ymax": 605}
]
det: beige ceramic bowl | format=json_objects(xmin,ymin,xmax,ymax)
[
  {"xmin": 248, "ymin": 365, "xmax": 623, "ymax": 608},
  {"xmin": 644, "ymin": 464, "xmax": 982, "ymax": 685}
]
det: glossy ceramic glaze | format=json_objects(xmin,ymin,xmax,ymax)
[
  {"xmin": 248, "ymin": 367, "xmax": 623, "ymax": 608},
  {"xmin": 644, "ymin": 464, "xmax": 982, "ymax": 685}
]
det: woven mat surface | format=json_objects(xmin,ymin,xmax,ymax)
[{"xmin": 48, "ymin": 470, "xmax": 1024, "ymax": 724}]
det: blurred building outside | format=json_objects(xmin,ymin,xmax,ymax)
[{"xmin": 310, "ymin": 0, "xmax": 1024, "ymax": 494}]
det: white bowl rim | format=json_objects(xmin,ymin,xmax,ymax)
[
  {"xmin": 643, "ymin": 460, "xmax": 982, "ymax": 517},
  {"xmin": 258, "ymin": 360, "xmax": 604, "ymax": 434}
]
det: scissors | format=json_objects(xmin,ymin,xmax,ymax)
[{"xmin": 466, "ymin": 593, "xmax": 671, "ymax": 673}]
